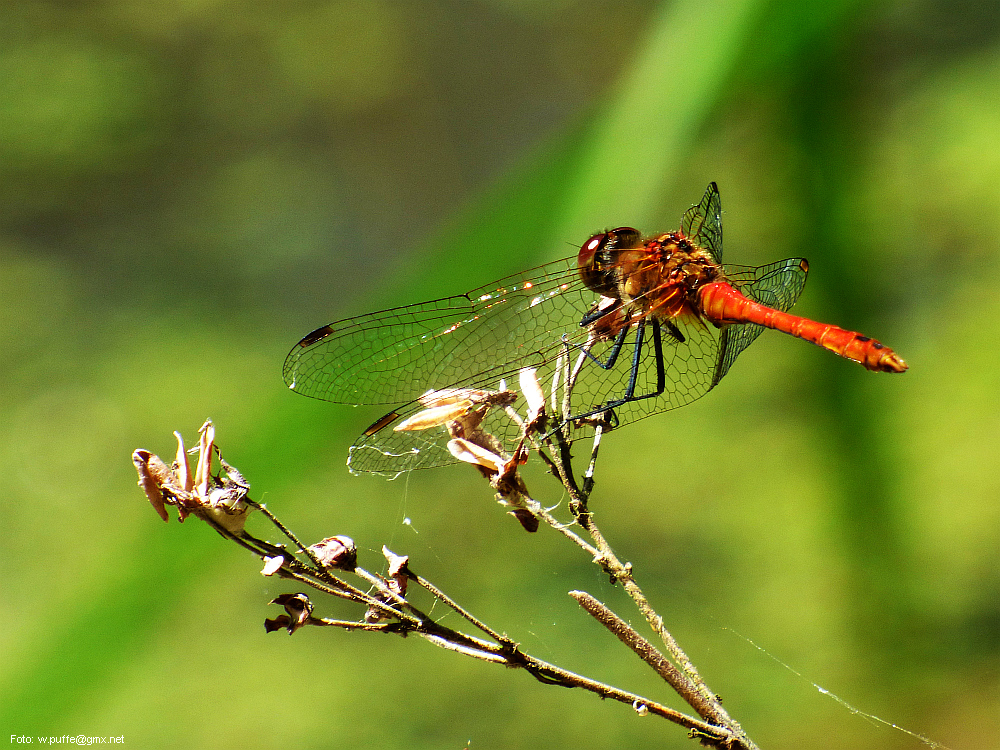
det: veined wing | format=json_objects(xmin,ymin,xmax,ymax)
[
  {"xmin": 346, "ymin": 291, "xmax": 727, "ymax": 478},
  {"xmin": 712, "ymin": 258, "xmax": 809, "ymax": 386},
  {"xmin": 680, "ymin": 182, "xmax": 723, "ymax": 262},
  {"xmin": 283, "ymin": 256, "xmax": 591, "ymax": 407}
]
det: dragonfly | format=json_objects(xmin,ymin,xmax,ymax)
[{"xmin": 283, "ymin": 183, "xmax": 907, "ymax": 477}]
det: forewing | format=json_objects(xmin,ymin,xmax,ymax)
[
  {"xmin": 680, "ymin": 182, "xmax": 723, "ymax": 262},
  {"xmin": 283, "ymin": 257, "xmax": 587, "ymax": 406},
  {"xmin": 712, "ymin": 258, "xmax": 809, "ymax": 386}
]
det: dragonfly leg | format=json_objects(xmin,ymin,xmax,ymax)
[
  {"xmin": 567, "ymin": 319, "xmax": 667, "ymax": 425},
  {"xmin": 620, "ymin": 315, "xmax": 647, "ymax": 401},
  {"xmin": 608, "ymin": 318, "xmax": 666, "ymax": 405},
  {"xmin": 560, "ymin": 324, "xmax": 630, "ymax": 371}
]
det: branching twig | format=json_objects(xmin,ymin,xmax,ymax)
[
  {"xmin": 533, "ymin": 415, "xmax": 756, "ymax": 748},
  {"xmin": 133, "ymin": 411, "xmax": 759, "ymax": 749}
]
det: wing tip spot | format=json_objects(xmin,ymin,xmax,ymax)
[
  {"xmin": 363, "ymin": 411, "xmax": 401, "ymax": 436},
  {"xmin": 298, "ymin": 325, "xmax": 335, "ymax": 347}
]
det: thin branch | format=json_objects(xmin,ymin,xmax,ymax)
[
  {"xmin": 512, "ymin": 651, "xmax": 733, "ymax": 744},
  {"xmin": 135, "ymin": 419, "xmax": 761, "ymax": 749},
  {"xmin": 571, "ymin": 590, "xmax": 751, "ymax": 741},
  {"xmin": 568, "ymin": 502, "xmax": 753, "ymax": 744},
  {"xmin": 529, "ymin": 408, "xmax": 755, "ymax": 748},
  {"xmin": 411, "ymin": 571, "xmax": 507, "ymax": 643},
  {"xmin": 518, "ymin": 495, "xmax": 599, "ymax": 558}
]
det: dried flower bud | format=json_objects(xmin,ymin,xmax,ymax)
[
  {"xmin": 261, "ymin": 556, "xmax": 285, "ymax": 576},
  {"xmin": 132, "ymin": 421, "xmax": 253, "ymax": 532},
  {"xmin": 382, "ymin": 546, "xmax": 409, "ymax": 578},
  {"xmin": 268, "ymin": 593, "xmax": 313, "ymax": 635},
  {"xmin": 308, "ymin": 536, "xmax": 358, "ymax": 571},
  {"xmin": 132, "ymin": 449, "xmax": 172, "ymax": 522},
  {"xmin": 394, "ymin": 400, "xmax": 476, "ymax": 431},
  {"xmin": 264, "ymin": 615, "xmax": 291, "ymax": 633},
  {"xmin": 173, "ymin": 431, "xmax": 193, "ymax": 492},
  {"xmin": 360, "ymin": 548, "xmax": 412, "ymax": 623},
  {"xmin": 519, "ymin": 368, "xmax": 546, "ymax": 427},
  {"xmin": 199, "ymin": 489, "xmax": 251, "ymax": 534},
  {"xmin": 194, "ymin": 420, "xmax": 216, "ymax": 498},
  {"xmin": 508, "ymin": 507, "xmax": 539, "ymax": 533},
  {"xmin": 447, "ymin": 438, "xmax": 503, "ymax": 472},
  {"xmin": 417, "ymin": 387, "xmax": 515, "ymax": 409},
  {"xmin": 382, "ymin": 546, "xmax": 409, "ymax": 597},
  {"xmin": 396, "ymin": 388, "xmax": 518, "ymax": 442}
]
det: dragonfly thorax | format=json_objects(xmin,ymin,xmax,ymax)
[{"xmin": 579, "ymin": 229, "xmax": 723, "ymax": 322}]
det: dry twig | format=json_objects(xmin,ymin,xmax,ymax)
[{"xmin": 132, "ymin": 376, "xmax": 758, "ymax": 749}]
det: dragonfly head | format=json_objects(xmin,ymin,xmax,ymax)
[{"xmin": 578, "ymin": 227, "xmax": 642, "ymax": 298}]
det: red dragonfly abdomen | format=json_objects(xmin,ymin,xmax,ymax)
[{"xmin": 698, "ymin": 281, "xmax": 908, "ymax": 373}]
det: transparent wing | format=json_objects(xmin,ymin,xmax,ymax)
[
  {"xmin": 680, "ymin": 182, "xmax": 723, "ymax": 262},
  {"xmin": 283, "ymin": 257, "xmax": 586, "ymax": 406},
  {"xmin": 346, "ymin": 300, "xmax": 724, "ymax": 477},
  {"xmin": 712, "ymin": 258, "xmax": 809, "ymax": 386}
]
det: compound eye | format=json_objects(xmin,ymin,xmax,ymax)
[
  {"xmin": 578, "ymin": 232, "xmax": 610, "ymax": 267},
  {"xmin": 576, "ymin": 232, "xmax": 612, "ymax": 268},
  {"xmin": 579, "ymin": 227, "xmax": 642, "ymax": 280},
  {"xmin": 578, "ymin": 227, "xmax": 640, "ymax": 266},
  {"xmin": 577, "ymin": 228, "xmax": 642, "ymax": 297}
]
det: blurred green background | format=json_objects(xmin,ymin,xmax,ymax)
[{"xmin": 1, "ymin": 0, "xmax": 997, "ymax": 747}]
